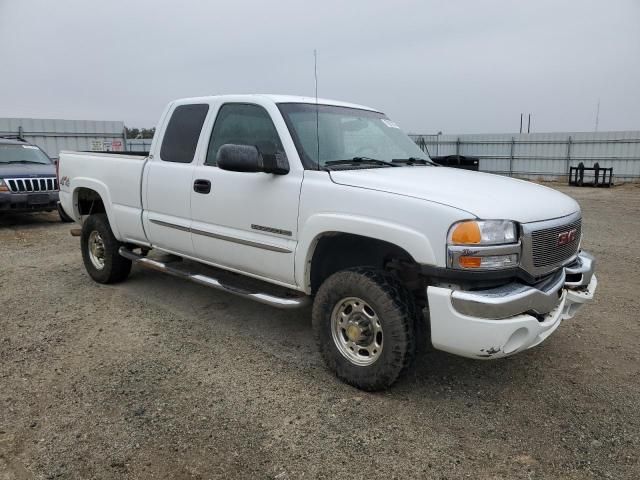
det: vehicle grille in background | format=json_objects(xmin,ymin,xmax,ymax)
[
  {"xmin": 531, "ymin": 218, "xmax": 581, "ymax": 268},
  {"xmin": 4, "ymin": 177, "xmax": 58, "ymax": 193}
]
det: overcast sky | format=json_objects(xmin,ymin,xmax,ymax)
[{"xmin": 1, "ymin": 0, "xmax": 638, "ymax": 134}]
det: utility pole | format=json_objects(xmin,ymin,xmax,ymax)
[
  {"xmin": 527, "ymin": 114, "xmax": 531, "ymax": 134},
  {"xmin": 519, "ymin": 113, "xmax": 523, "ymax": 134},
  {"xmin": 595, "ymin": 99, "xmax": 600, "ymax": 132}
]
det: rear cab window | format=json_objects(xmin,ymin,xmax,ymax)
[{"xmin": 160, "ymin": 104, "xmax": 209, "ymax": 163}]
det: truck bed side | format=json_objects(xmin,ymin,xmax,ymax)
[{"xmin": 58, "ymin": 151, "xmax": 148, "ymax": 244}]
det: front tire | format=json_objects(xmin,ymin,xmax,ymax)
[
  {"xmin": 312, "ymin": 268, "xmax": 416, "ymax": 391},
  {"xmin": 81, "ymin": 214, "xmax": 131, "ymax": 284}
]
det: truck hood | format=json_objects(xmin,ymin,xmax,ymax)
[
  {"xmin": 0, "ymin": 163, "xmax": 56, "ymax": 178},
  {"xmin": 329, "ymin": 167, "xmax": 580, "ymax": 223}
]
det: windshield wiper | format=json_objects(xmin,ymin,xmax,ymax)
[
  {"xmin": 391, "ymin": 157, "xmax": 436, "ymax": 166},
  {"xmin": 5, "ymin": 160, "xmax": 45, "ymax": 164},
  {"xmin": 324, "ymin": 157, "xmax": 398, "ymax": 170}
]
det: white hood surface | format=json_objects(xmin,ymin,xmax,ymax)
[{"xmin": 329, "ymin": 167, "xmax": 580, "ymax": 223}]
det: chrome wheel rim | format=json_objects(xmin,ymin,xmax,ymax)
[
  {"xmin": 331, "ymin": 297, "xmax": 383, "ymax": 366},
  {"xmin": 88, "ymin": 230, "xmax": 106, "ymax": 270}
]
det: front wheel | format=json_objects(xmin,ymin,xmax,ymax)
[
  {"xmin": 312, "ymin": 268, "xmax": 417, "ymax": 391},
  {"xmin": 81, "ymin": 213, "xmax": 131, "ymax": 284}
]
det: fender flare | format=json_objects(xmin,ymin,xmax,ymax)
[
  {"xmin": 295, "ymin": 213, "xmax": 436, "ymax": 291},
  {"xmin": 70, "ymin": 177, "xmax": 122, "ymax": 240}
]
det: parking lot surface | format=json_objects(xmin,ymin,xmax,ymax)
[{"xmin": 1, "ymin": 184, "xmax": 639, "ymax": 479}]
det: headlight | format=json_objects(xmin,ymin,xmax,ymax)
[
  {"xmin": 447, "ymin": 220, "xmax": 520, "ymax": 270},
  {"xmin": 448, "ymin": 220, "xmax": 517, "ymax": 245}
]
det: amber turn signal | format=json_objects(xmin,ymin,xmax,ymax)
[
  {"xmin": 458, "ymin": 256, "xmax": 482, "ymax": 268},
  {"xmin": 450, "ymin": 221, "xmax": 481, "ymax": 244}
]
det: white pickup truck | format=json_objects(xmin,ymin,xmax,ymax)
[{"xmin": 59, "ymin": 95, "xmax": 597, "ymax": 390}]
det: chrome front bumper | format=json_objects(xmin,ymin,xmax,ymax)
[
  {"xmin": 427, "ymin": 250, "xmax": 597, "ymax": 359},
  {"xmin": 451, "ymin": 251, "xmax": 595, "ymax": 320}
]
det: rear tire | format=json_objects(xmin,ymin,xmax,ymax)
[
  {"xmin": 81, "ymin": 213, "xmax": 131, "ymax": 284},
  {"xmin": 58, "ymin": 203, "xmax": 74, "ymax": 223},
  {"xmin": 312, "ymin": 267, "xmax": 416, "ymax": 391}
]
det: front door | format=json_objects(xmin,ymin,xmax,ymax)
[
  {"xmin": 144, "ymin": 103, "xmax": 209, "ymax": 256},
  {"xmin": 190, "ymin": 102, "xmax": 302, "ymax": 287}
]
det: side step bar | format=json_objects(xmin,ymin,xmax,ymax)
[{"xmin": 118, "ymin": 247, "xmax": 311, "ymax": 310}]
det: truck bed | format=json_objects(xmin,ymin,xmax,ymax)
[
  {"xmin": 58, "ymin": 151, "xmax": 148, "ymax": 244},
  {"xmin": 77, "ymin": 151, "xmax": 149, "ymax": 156}
]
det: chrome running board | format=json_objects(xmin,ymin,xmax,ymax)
[{"xmin": 118, "ymin": 247, "xmax": 311, "ymax": 310}]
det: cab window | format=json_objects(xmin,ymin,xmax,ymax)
[
  {"xmin": 160, "ymin": 104, "xmax": 209, "ymax": 163},
  {"xmin": 206, "ymin": 103, "xmax": 283, "ymax": 166}
]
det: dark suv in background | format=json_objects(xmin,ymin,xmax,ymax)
[{"xmin": 0, "ymin": 137, "xmax": 71, "ymax": 221}]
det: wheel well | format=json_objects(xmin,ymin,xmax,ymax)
[
  {"xmin": 75, "ymin": 188, "xmax": 106, "ymax": 216},
  {"xmin": 309, "ymin": 233, "xmax": 423, "ymax": 295}
]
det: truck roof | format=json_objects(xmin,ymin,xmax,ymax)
[
  {"xmin": 0, "ymin": 137, "xmax": 29, "ymax": 145},
  {"xmin": 171, "ymin": 94, "xmax": 381, "ymax": 113}
]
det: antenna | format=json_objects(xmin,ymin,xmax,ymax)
[
  {"xmin": 314, "ymin": 49, "xmax": 320, "ymax": 169},
  {"xmin": 314, "ymin": 49, "xmax": 319, "ymax": 103},
  {"xmin": 595, "ymin": 99, "xmax": 600, "ymax": 132}
]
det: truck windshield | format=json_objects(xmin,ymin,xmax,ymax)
[
  {"xmin": 0, "ymin": 144, "xmax": 52, "ymax": 164},
  {"xmin": 278, "ymin": 103, "xmax": 432, "ymax": 170}
]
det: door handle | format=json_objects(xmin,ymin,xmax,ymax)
[{"xmin": 193, "ymin": 179, "xmax": 211, "ymax": 194}]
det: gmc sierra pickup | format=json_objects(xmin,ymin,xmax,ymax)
[{"xmin": 59, "ymin": 95, "xmax": 597, "ymax": 390}]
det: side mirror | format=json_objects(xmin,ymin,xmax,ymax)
[{"xmin": 217, "ymin": 144, "xmax": 289, "ymax": 175}]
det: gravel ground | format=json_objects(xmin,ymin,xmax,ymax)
[{"xmin": 1, "ymin": 184, "xmax": 639, "ymax": 479}]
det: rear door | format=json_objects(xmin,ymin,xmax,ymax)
[
  {"xmin": 143, "ymin": 103, "xmax": 209, "ymax": 256},
  {"xmin": 190, "ymin": 102, "xmax": 302, "ymax": 287}
]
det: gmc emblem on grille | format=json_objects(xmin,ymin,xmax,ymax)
[{"xmin": 557, "ymin": 228, "xmax": 577, "ymax": 246}]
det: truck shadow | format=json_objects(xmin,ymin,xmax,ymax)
[
  {"xmin": 396, "ymin": 337, "xmax": 553, "ymax": 401},
  {"xmin": 119, "ymin": 266, "xmax": 550, "ymax": 398}
]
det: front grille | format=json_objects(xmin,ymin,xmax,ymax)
[
  {"xmin": 4, "ymin": 177, "xmax": 58, "ymax": 193},
  {"xmin": 531, "ymin": 218, "xmax": 581, "ymax": 268}
]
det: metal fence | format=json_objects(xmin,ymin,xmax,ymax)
[
  {"xmin": 126, "ymin": 138, "xmax": 153, "ymax": 152},
  {"xmin": 410, "ymin": 131, "xmax": 640, "ymax": 182},
  {"xmin": 0, "ymin": 118, "xmax": 126, "ymax": 161}
]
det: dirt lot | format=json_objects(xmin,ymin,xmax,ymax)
[{"xmin": 1, "ymin": 184, "xmax": 639, "ymax": 479}]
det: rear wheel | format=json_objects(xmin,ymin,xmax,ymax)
[
  {"xmin": 81, "ymin": 214, "xmax": 131, "ymax": 284},
  {"xmin": 312, "ymin": 268, "xmax": 416, "ymax": 391}
]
